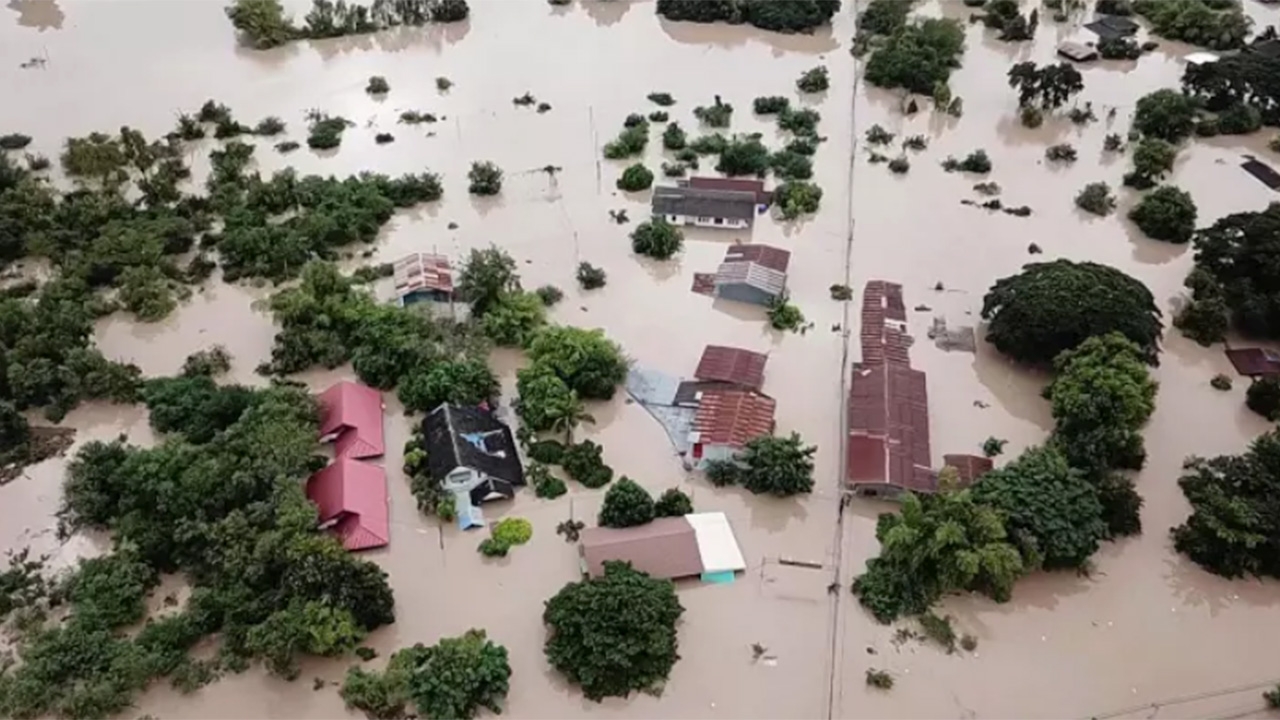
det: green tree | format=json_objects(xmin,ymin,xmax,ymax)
[
  {"xmin": 543, "ymin": 562, "xmax": 683, "ymax": 700},
  {"xmin": 631, "ymin": 219, "xmax": 684, "ymax": 260},
  {"xmin": 1133, "ymin": 0, "xmax": 1250, "ymax": 51},
  {"xmin": 1185, "ymin": 203, "xmax": 1280, "ymax": 338},
  {"xmin": 1133, "ymin": 88, "xmax": 1198, "ymax": 142},
  {"xmin": 796, "ymin": 65, "xmax": 830, "ymax": 93},
  {"xmin": 737, "ymin": 433, "xmax": 815, "ymax": 497},
  {"xmin": 715, "ymin": 135, "xmax": 771, "ymax": 177},
  {"xmin": 970, "ymin": 446, "xmax": 1106, "ymax": 569},
  {"xmin": 1045, "ymin": 332, "xmax": 1157, "ymax": 474},
  {"xmin": 1124, "ymin": 137, "xmax": 1178, "ymax": 189},
  {"xmin": 143, "ymin": 375, "xmax": 260, "ymax": 443},
  {"xmin": 616, "ymin": 164, "xmax": 654, "ymax": 192},
  {"xmin": 598, "ymin": 477, "xmax": 656, "ymax": 528},
  {"xmin": 515, "ymin": 363, "xmax": 582, "ymax": 434},
  {"xmin": 0, "ymin": 401, "xmax": 31, "ymax": 464},
  {"xmin": 481, "ymin": 291, "xmax": 547, "ymax": 346},
  {"xmin": 225, "ymin": 0, "xmax": 298, "ymax": 46},
  {"xmin": 1128, "ymin": 185, "xmax": 1197, "ymax": 243},
  {"xmin": 561, "ymin": 439, "xmax": 613, "ymax": 488},
  {"xmin": 526, "ymin": 326, "xmax": 627, "ymax": 400},
  {"xmin": 981, "ymin": 260, "xmax": 1163, "ymax": 365},
  {"xmin": 1247, "ymin": 377, "xmax": 1280, "ymax": 420},
  {"xmin": 774, "ymin": 180, "xmax": 823, "ymax": 219},
  {"xmin": 1075, "ymin": 181, "xmax": 1116, "ymax": 216},
  {"xmin": 1006, "ymin": 62, "xmax": 1084, "ymax": 109},
  {"xmin": 468, "ymin": 161, "xmax": 503, "ymax": 195},
  {"xmin": 397, "ymin": 358, "xmax": 499, "ymax": 414},
  {"xmin": 1172, "ymin": 429, "xmax": 1280, "ymax": 578},
  {"xmin": 864, "ymin": 18, "xmax": 966, "ymax": 94},
  {"xmin": 457, "ymin": 246, "xmax": 520, "ymax": 316},
  {"xmin": 654, "ymin": 487, "xmax": 694, "ymax": 517},
  {"xmin": 853, "ymin": 490, "xmax": 1024, "ymax": 623}
]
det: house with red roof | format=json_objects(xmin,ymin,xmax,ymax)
[
  {"xmin": 318, "ymin": 381, "xmax": 385, "ymax": 460},
  {"xmin": 393, "ymin": 253, "xmax": 455, "ymax": 307},
  {"xmin": 694, "ymin": 345, "xmax": 768, "ymax": 392},
  {"xmin": 306, "ymin": 458, "xmax": 390, "ymax": 551},
  {"xmin": 687, "ymin": 388, "xmax": 776, "ymax": 469}
]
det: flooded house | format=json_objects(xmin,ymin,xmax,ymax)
[
  {"xmin": 423, "ymin": 403, "xmax": 524, "ymax": 528},
  {"xmin": 392, "ymin": 252, "xmax": 466, "ymax": 318},
  {"xmin": 687, "ymin": 387, "xmax": 776, "ymax": 469},
  {"xmin": 1057, "ymin": 41, "xmax": 1099, "ymax": 63},
  {"xmin": 578, "ymin": 511, "xmax": 746, "ymax": 582},
  {"xmin": 691, "ymin": 344, "xmax": 769, "ymax": 392},
  {"xmin": 306, "ymin": 458, "xmax": 390, "ymax": 552},
  {"xmin": 680, "ymin": 176, "xmax": 773, "ymax": 206},
  {"xmin": 652, "ymin": 183, "xmax": 759, "ymax": 230},
  {"xmin": 1084, "ymin": 14, "xmax": 1139, "ymax": 41},
  {"xmin": 317, "ymin": 380, "xmax": 386, "ymax": 460},
  {"xmin": 708, "ymin": 243, "xmax": 791, "ymax": 306},
  {"xmin": 1225, "ymin": 347, "xmax": 1280, "ymax": 377}
]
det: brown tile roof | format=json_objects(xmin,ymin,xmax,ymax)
[
  {"xmin": 1225, "ymin": 348, "xmax": 1280, "ymax": 377},
  {"xmin": 693, "ymin": 389, "xmax": 776, "ymax": 449},
  {"xmin": 393, "ymin": 253, "xmax": 453, "ymax": 298},
  {"xmin": 724, "ymin": 244, "xmax": 790, "ymax": 273},
  {"xmin": 579, "ymin": 517, "xmax": 703, "ymax": 579},
  {"xmin": 691, "ymin": 272, "xmax": 717, "ymax": 296},
  {"xmin": 943, "ymin": 454, "xmax": 995, "ymax": 487},
  {"xmin": 695, "ymin": 345, "xmax": 768, "ymax": 391}
]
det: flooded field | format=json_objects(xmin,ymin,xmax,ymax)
[{"xmin": 3, "ymin": 0, "xmax": 1280, "ymax": 717}]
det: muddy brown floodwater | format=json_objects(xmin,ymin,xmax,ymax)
[{"xmin": 4, "ymin": 0, "xmax": 1280, "ymax": 717}]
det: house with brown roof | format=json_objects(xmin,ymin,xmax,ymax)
[
  {"xmin": 393, "ymin": 252, "xmax": 454, "ymax": 308},
  {"xmin": 687, "ymin": 387, "xmax": 775, "ymax": 469},
  {"xmin": 681, "ymin": 177, "xmax": 773, "ymax": 206},
  {"xmin": 1225, "ymin": 347, "xmax": 1280, "ymax": 377},
  {"xmin": 579, "ymin": 512, "xmax": 746, "ymax": 581},
  {"xmin": 306, "ymin": 458, "xmax": 390, "ymax": 551},
  {"xmin": 711, "ymin": 244, "xmax": 791, "ymax": 306},
  {"xmin": 318, "ymin": 381, "xmax": 385, "ymax": 460},
  {"xmin": 693, "ymin": 345, "xmax": 768, "ymax": 392}
]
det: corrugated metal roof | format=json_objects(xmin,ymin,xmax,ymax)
[
  {"xmin": 580, "ymin": 517, "xmax": 703, "ymax": 579},
  {"xmin": 694, "ymin": 345, "xmax": 768, "ymax": 391},
  {"xmin": 318, "ymin": 381, "xmax": 386, "ymax": 459},
  {"xmin": 1225, "ymin": 348, "xmax": 1280, "ymax": 376},
  {"xmin": 723, "ymin": 244, "xmax": 790, "ymax": 273},
  {"xmin": 714, "ymin": 261, "xmax": 787, "ymax": 298},
  {"xmin": 306, "ymin": 459, "xmax": 389, "ymax": 551},
  {"xmin": 692, "ymin": 388, "xmax": 775, "ymax": 448},
  {"xmin": 392, "ymin": 253, "xmax": 453, "ymax": 298},
  {"xmin": 652, "ymin": 185, "xmax": 758, "ymax": 221},
  {"xmin": 683, "ymin": 177, "xmax": 773, "ymax": 204}
]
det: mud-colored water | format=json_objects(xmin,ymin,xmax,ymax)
[{"xmin": 3, "ymin": 0, "xmax": 1280, "ymax": 717}]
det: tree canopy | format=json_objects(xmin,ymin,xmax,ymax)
[
  {"xmin": 1183, "ymin": 203, "xmax": 1280, "ymax": 338},
  {"xmin": 1133, "ymin": 0, "xmax": 1251, "ymax": 51},
  {"xmin": 526, "ymin": 326, "xmax": 628, "ymax": 400},
  {"xmin": 598, "ymin": 477, "xmax": 656, "ymax": 528},
  {"xmin": 654, "ymin": 0, "xmax": 840, "ymax": 33},
  {"xmin": 1172, "ymin": 429, "xmax": 1280, "ymax": 578},
  {"xmin": 227, "ymin": 0, "xmax": 470, "ymax": 50},
  {"xmin": 1133, "ymin": 89, "xmax": 1199, "ymax": 142},
  {"xmin": 981, "ymin": 260, "xmax": 1163, "ymax": 365},
  {"xmin": 970, "ymin": 446, "xmax": 1107, "ymax": 570},
  {"xmin": 852, "ymin": 491, "xmax": 1024, "ymax": 623},
  {"xmin": 1128, "ymin": 185, "xmax": 1198, "ymax": 244},
  {"xmin": 1007, "ymin": 62, "xmax": 1083, "ymax": 110},
  {"xmin": 543, "ymin": 562, "xmax": 684, "ymax": 700},
  {"xmin": 631, "ymin": 219, "xmax": 684, "ymax": 260},
  {"xmin": 457, "ymin": 245, "xmax": 520, "ymax": 317},
  {"xmin": 710, "ymin": 433, "xmax": 816, "ymax": 497},
  {"xmin": 1182, "ymin": 51, "xmax": 1280, "ymax": 126},
  {"xmin": 864, "ymin": 18, "xmax": 966, "ymax": 95}
]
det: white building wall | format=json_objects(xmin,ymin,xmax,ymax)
[{"xmin": 668, "ymin": 213, "xmax": 749, "ymax": 230}]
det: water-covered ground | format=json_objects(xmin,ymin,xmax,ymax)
[{"xmin": 3, "ymin": 0, "xmax": 1280, "ymax": 717}]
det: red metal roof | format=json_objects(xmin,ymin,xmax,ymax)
[
  {"xmin": 1225, "ymin": 348, "xmax": 1280, "ymax": 377},
  {"xmin": 306, "ymin": 459, "xmax": 389, "ymax": 551},
  {"xmin": 695, "ymin": 345, "xmax": 768, "ymax": 391},
  {"xmin": 392, "ymin": 253, "xmax": 453, "ymax": 299},
  {"xmin": 691, "ymin": 272, "xmax": 717, "ymax": 296},
  {"xmin": 943, "ymin": 454, "xmax": 994, "ymax": 487},
  {"xmin": 318, "ymin": 381, "xmax": 385, "ymax": 459},
  {"xmin": 723, "ymin": 244, "xmax": 790, "ymax": 273},
  {"xmin": 693, "ymin": 389, "xmax": 776, "ymax": 449},
  {"xmin": 685, "ymin": 176, "xmax": 773, "ymax": 204}
]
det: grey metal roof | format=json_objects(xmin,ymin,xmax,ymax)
[
  {"xmin": 714, "ymin": 260, "xmax": 787, "ymax": 297},
  {"xmin": 652, "ymin": 185, "xmax": 758, "ymax": 221}
]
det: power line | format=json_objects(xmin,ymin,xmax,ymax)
[{"xmin": 1086, "ymin": 678, "xmax": 1280, "ymax": 720}]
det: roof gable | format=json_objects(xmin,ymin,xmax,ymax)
[
  {"xmin": 306, "ymin": 459, "xmax": 389, "ymax": 551},
  {"xmin": 318, "ymin": 381, "xmax": 385, "ymax": 459}
]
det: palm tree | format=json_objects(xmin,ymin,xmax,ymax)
[{"xmin": 549, "ymin": 393, "xmax": 594, "ymax": 444}]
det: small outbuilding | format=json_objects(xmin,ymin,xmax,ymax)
[
  {"xmin": 393, "ymin": 252, "xmax": 454, "ymax": 307},
  {"xmin": 1242, "ymin": 157, "xmax": 1280, "ymax": 191},
  {"xmin": 1085, "ymin": 15, "xmax": 1138, "ymax": 40},
  {"xmin": 578, "ymin": 511, "xmax": 746, "ymax": 581},
  {"xmin": 306, "ymin": 458, "xmax": 390, "ymax": 551},
  {"xmin": 652, "ymin": 184, "xmax": 759, "ymax": 230},
  {"xmin": 1226, "ymin": 347, "xmax": 1280, "ymax": 377},
  {"xmin": 712, "ymin": 243, "xmax": 791, "ymax": 306},
  {"xmin": 423, "ymin": 403, "xmax": 525, "ymax": 506},
  {"xmin": 694, "ymin": 345, "xmax": 769, "ymax": 392},
  {"xmin": 687, "ymin": 388, "xmax": 776, "ymax": 469},
  {"xmin": 1058, "ymin": 41, "xmax": 1098, "ymax": 62},
  {"xmin": 318, "ymin": 381, "xmax": 385, "ymax": 460}
]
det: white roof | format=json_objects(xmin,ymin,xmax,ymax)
[
  {"xmin": 686, "ymin": 511, "xmax": 746, "ymax": 574},
  {"xmin": 1185, "ymin": 52, "xmax": 1220, "ymax": 65}
]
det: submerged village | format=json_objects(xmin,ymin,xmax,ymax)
[{"xmin": 3, "ymin": 0, "xmax": 1280, "ymax": 718}]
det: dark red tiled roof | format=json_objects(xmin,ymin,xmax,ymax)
[
  {"xmin": 723, "ymin": 244, "xmax": 790, "ymax": 273},
  {"xmin": 943, "ymin": 454, "xmax": 995, "ymax": 487},
  {"xmin": 1226, "ymin": 347, "xmax": 1280, "ymax": 376},
  {"xmin": 693, "ymin": 389, "xmax": 776, "ymax": 449},
  {"xmin": 691, "ymin": 273, "xmax": 717, "ymax": 296},
  {"xmin": 695, "ymin": 345, "xmax": 768, "ymax": 391}
]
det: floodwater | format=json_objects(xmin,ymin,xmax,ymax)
[{"xmin": 2, "ymin": 0, "xmax": 1280, "ymax": 717}]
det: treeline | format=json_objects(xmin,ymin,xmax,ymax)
[
  {"xmin": 654, "ymin": 0, "xmax": 840, "ymax": 34},
  {"xmin": 0, "ymin": 382, "xmax": 395, "ymax": 718},
  {"xmin": 226, "ymin": 0, "xmax": 469, "ymax": 50},
  {"xmin": 854, "ymin": 260, "xmax": 1157, "ymax": 622}
]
